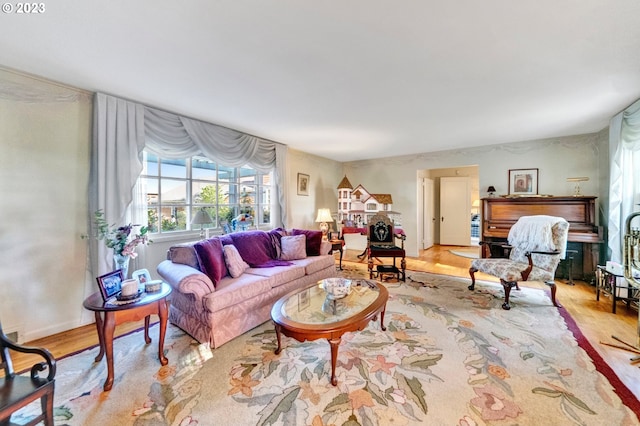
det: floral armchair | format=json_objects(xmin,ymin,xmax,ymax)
[{"xmin": 468, "ymin": 215, "xmax": 570, "ymax": 310}]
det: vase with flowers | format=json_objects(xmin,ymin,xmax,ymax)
[{"xmin": 91, "ymin": 210, "xmax": 151, "ymax": 278}]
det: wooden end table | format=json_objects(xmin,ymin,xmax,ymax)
[
  {"xmin": 270, "ymin": 279, "xmax": 387, "ymax": 386},
  {"xmin": 83, "ymin": 283, "xmax": 172, "ymax": 391},
  {"xmin": 329, "ymin": 239, "xmax": 345, "ymax": 270}
]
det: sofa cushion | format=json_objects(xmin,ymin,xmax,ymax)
[
  {"xmin": 194, "ymin": 238, "xmax": 228, "ymax": 285},
  {"xmin": 203, "ymin": 273, "xmax": 272, "ymax": 313},
  {"xmin": 280, "ymin": 234, "xmax": 307, "ymax": 260},
  {"xmin": 292, "ymin": 229, "xmax": 323, "ymax": 256},
  {"xmin": 246, "ymin": 264, "xmax": 306, "ymax": 288},
  {"xmin": 223, "ymin": 244, "xmax": 250, "ymax": 278},
  {"xmin": 168, "ymin": 242, "xmax": 200, "ymax": 270},
  {"xmin": 289, "ymin": 255, "xmax": 335, "ymax": 276}
]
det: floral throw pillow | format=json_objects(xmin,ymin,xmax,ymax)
[
  {"xmin": 280, "ymin": 235, "xmax": 307, "ymax": 260},
  {"xmin": 223, "ymin": 244, "xmax": 250, "ymax": 278}
]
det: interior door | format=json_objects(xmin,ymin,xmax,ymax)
[
  {"xmin": 423, "ymin": 178, "xmax": 434, "ymax": 249},
  {"xmin": 440, "ymin": 177, "xmax": 471, "ymax": 245}
]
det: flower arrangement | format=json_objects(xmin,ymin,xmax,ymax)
[{"xmin": 91, "ymin": 210, "xmax": 151, "ymax": 257}]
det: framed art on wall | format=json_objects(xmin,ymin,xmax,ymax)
[
  {"xmin": 96, "ymin": 269, "xmax": 124, "ymax": 301},
  {"xmin": 297, "ymin": 173, "xmax": 309, "ymax": 196},
  {"xmin": 508, "ymin": 168, "xmax": 538, "ymax": 195}
]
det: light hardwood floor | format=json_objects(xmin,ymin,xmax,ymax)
[{"xmin": 10, "ymin": 245, "xmax": 640, "ymax": 400}]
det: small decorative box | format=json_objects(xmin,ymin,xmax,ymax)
[{"xmin": 145, "ymin": 280, "xmax": 162, "ymax": 293}]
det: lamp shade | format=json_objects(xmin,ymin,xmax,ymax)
[
  {"xmin": 487, "ymin": 186, "xmax": 496, "ymax": 193},
  {"xmin": 191, "ymin": 209, "xmax": 213, "ymax": 225},
  {"xmin": 315, "ymin": 208, "xmax": 334, "ymax": 223}
]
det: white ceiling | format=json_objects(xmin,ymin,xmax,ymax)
[{"xmin": 2, "ymin": 1, "xmax": 640, "ymax": 161}]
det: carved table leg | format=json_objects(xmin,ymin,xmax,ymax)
[
  {"xmin": 274, "ymin": 324, "xmax": 283, "ymax": 355},
  {"xmin": 144, "ymin": 315, "xmax": 151, "ymax": 344},
  {"xmin": 328, "ymin": 337, "xmax": 341, "ymax": 386},
  {"xmin": 158, "ymin": 299, "xmax": 169, "ymax": 365},
  {"xmin": 380, "ymin": 305, "xmax": 387, "ymax": 331},
  {"xmin": 103, "ymin": 312, "xmax": 116, "ymax": 391},
  {"xmin": 93, "ymin": 311, "xmax": 105, "ymax": 362}
]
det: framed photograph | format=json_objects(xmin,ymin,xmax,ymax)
[
  {"xmin": 132, "ymin": 268, "xmax": 151, "ymax": 286},
  {"xmin": 298, "ymin": 288, "xmax": 310, "ymax": 311},
  {"xmin": 508, "ymin": 168, "xmax": 538, "ymax": 195},
  {"xmin": 96, "ymin": 269, "xmax": 124, "ymax": 301},
  {"xmin": 297, "ymin": 173, "xmax": 309, "ymax": 196}
]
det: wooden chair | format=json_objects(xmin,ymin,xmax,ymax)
[
  {"xmin": 469, "ymin": 215, "xmax": 569, "ymax": 310},
  {"xmin": 0, "ymin": 321, "xmax": 56, "ymax": 426},
  {"xmin": 367, "ymin": 213, "xmax": 406, "ymax": 281}
]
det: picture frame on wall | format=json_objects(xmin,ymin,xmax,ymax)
[
  {"xmin": 508, "ymin": 168, "xmax": 538, "ymax": 195},
  {"xmin": 297, "ymin": 173, "xmax": 309, "ymax": 196},
  {"xmin": 96, "ymin": 269, "xmax": 124, "ymax": 301}
]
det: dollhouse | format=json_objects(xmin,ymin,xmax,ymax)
[{"xmin": 337, "ymin": 176, "xmax": 401, "ymax": 226}]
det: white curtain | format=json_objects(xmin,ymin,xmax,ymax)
[
  {"xmin": 89, "ymin": 93, "xmax": 289, "ymax": 275},
  {"xmin": 89, "ymin": 94, "xmax": 146, "ymax": 276},
  {"xmin": 608, "ymin": 98, "xmax": 640, "ymax": 263}
]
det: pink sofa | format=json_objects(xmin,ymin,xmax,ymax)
[{"xmin": 157, "ymin": 229, "xmax": 335, "ymax": 348}]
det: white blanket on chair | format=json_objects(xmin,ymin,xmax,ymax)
[{"xmin": 507, "ymin": 215, "xmax": 565, "ymax": 256}]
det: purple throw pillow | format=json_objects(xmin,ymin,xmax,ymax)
[
  {"xmin": 292, "ymin": 229, "xmax": 323, "ymax": 256},
  {"xmin": 194, "ymin": 238, "xmax": 228, "ymax": 285}
]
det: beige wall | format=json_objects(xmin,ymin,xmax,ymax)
[
  {"xmin": 286, "ymin": 148, "xmax": 343, "ymax": 231},
  {"xmin": 0, "ymin": 68, "xmax": 92, "ymax": 341}
]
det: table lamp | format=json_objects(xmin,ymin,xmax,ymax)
[
  {"xmin": 192, "ymin": 209, "xmax": 213, "ymax": 239},
  {"xmin": 487, "ymin": 186, "xmax": 496, "ymax": 197},
  {"xmin": 315, "ymin": 208, "xmax": 334, "ymax": 240}
]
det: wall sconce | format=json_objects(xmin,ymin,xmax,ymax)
[
  {"xmin": 191, "ymin": 209, "xmax": 213, "ymax": 239},
  {"xmin": 487, "ymin": 186, "xmax": 496, "ymax": 197},
  {"xmin": 315, "ymin": 208, "xmax": 334, "ymax": 240},
  {"xmin": 566, "ymin": 177, "xmax": 589, "ymax": 197}
]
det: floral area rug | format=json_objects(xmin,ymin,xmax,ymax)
[{"xmin": 16, "ymin": 270, "xmax": 640, "ymax": 425}]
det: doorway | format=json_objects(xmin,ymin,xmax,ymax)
[
  {"xmin": 440, "ymin": 176, "xmax": 471, "ymax": 245},
  {"xmin": 418, "ymin": 166, "xmax": 479, "ymax": 251}
]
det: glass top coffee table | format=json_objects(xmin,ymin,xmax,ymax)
[{"xmin": 270, "ymin": 279, "xmax": 388, "ymax": 386}]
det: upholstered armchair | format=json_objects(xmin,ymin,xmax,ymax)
[
  {"xmin": 0, "ymin": 320, "xmax": 56, "ymax": 426},
  {"xmin": 367, "ymin": 213, "xmax": 406, "ymax": 281},
  {"xmin": 469, "ymin": 215, "xmax": 569, "ymax": 310}
]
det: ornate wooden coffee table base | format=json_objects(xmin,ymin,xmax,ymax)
[{"xmin": 271, "ymin": 280, "xmax": 388, "ymax": 386}]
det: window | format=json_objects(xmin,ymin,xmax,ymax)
[{"xmin": 139, "ymin": 152, "xmax": 272, "ymax": 234}]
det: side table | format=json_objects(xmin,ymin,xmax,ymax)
[
  {"xmin": 83, "ymin": 283, "xmax": 172, "ymax": 391},
  {"xmin": 329, "ymin": 239, "xmax": 345, "ymax": 270},
  {"xmin": 596, "ymin": 265, "xmax": 638, "ymax": 314}
]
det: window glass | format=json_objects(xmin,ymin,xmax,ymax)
[
  {"xmin": 161, "ymin": 179, "xmax": 187, "ymax": 204},
  {"xmin": 192, "ymin": 156, "xmax": 216, "ymax": 181},
  {"xmin": 161, "ymin": 158, "xmax": 186, "ymax": 179},
  {"xmin": 139, "ymin": 153, "xmax": 272, "ymax": 235}
]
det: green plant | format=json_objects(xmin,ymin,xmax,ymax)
[{"xmin": 90, "ymin": 210, "xmax": 151, "ymax": 257}]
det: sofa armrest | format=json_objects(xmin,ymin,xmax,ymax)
[{"xmin": 157, "ymin": 260, "xmax": 215, "ymax": 309}]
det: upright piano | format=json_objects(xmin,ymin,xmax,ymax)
[{"xmin": 481, "ymin": 196, "xmax": 603, "ymax": 280}]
